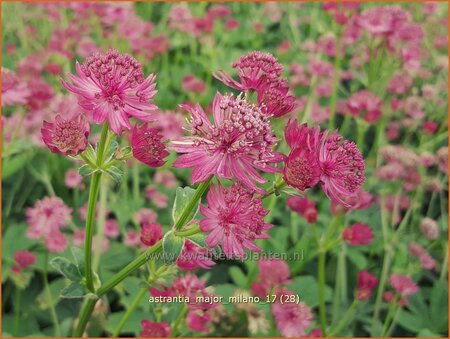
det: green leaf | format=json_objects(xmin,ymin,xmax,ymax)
[
  {"xmin": 50, "ymin": 257, "xmax": 81, "ymax": 282},
  {"xmin": 3, "ymin": 152, "xmax": 34, "ymax": 179},
  {"xmin": 104, "ymin": 165, "xmax": 124, "ymax": 183},
  {"xmin": 60, "ymin": 281, "xmax": 89, "ymax": 299},
  {"xmin": 79, "ymin": 164, "xmax": 97, "ymax": 177},
  {"xmin": 71, "ymin": 247, "xmax": 85, "ymax": 275},
  {"xmin": 162, "ymin": 231, "xmax": 185, "ymax": 265},
  {"xmin": 287, "ymin": 275, "xmax": 332, "ymax": 308},
  {"xmin": 82, "ymin": 143, "xmax": 97, "ymax": 164},
  {"xmin": 186, "ymin": 232, "xmax": 208, "ymax": 248},
  {"xmin": 229, "ymin": 266, "xmax": 247, "ymax": 288},
  {"xmin": 172, "ymin": 187, "xmax": 198, "ymax": 224}
]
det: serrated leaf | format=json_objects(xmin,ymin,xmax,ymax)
[
  {"xmin": 83, "ymin": 143, "xmax": 97, "ymax": 164},
  {"xmin": 104, "ymin": 165, "xmax": 123, "ymax": 183},
  {"xmin": 50, "ymin": 257, "xmax": 81, "ymax": 282},
  {"xmin": 71, "ymin": 247, "xmax": 85, "ymax": 275},
  {"xmin": 60, "ymin": 281, "xmax": 89, "ymax": 299},
  {"xmin": 162, "ymin": 231, "xmax": 185, "ymax": 265},
  {"xmin": 172, "ymin": 187, "xmax": 198, "ymax": 224},
  {"xmin": 79, "ymin": 164, "xmax": 97, "ymax": 177},
  {"xmin": 186, "ymin": 232, "xmax": 208, "ymax": 248}
]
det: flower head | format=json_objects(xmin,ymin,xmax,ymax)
[
  {"xmin": 420, "ymin": 217, "xmax": 440, "ymax": 240},
  {"xmin": 41, "ymin": 114, "xmax": 90, "ymax": 156},
  {"xmin": 131, "ymin": 124, "xmax": 169, "ymax": 168},
  {"xmin": 2, "ymin": 67, "xmax": 30, "ymax": 106},
  {"xmin": 12, "ymin": 250, "xmax": 36, "ymax": 273},
  {"xmin": 176, "ymin": 240, "xmax": 215, "ymax": 270},
  {"xmin": 140, "ymin": 222, "xmax": 163, "ymax": 247},
  {"xmin": 199, "ymin": 182, "xmax": 272, "ymax": 259},
  {"xmin": 390, "ymin": 274, "xmax": 419, "ymax": 296},
  {"xmin": 356, "ymin": 271, "xmax": 378, "ymax": 300},
  {"xmin": 213, "ymin": 51, "xmax": 283, "ymax": 92},
  {"xmin": 140, "ymin": 320, "xmax": 170, "ymax": 337},
  {"xmin": 287, "ymin": 196, "xmax": 317, "ymax": 224},
  {"xmin": 170, "ymin": 93, "xmax": 283, "ymax": 193},
  {"xmin": 342, "ymin": 223, "xmax": 374, "ymax": 246},
  {"xmin": 62, "ymin": 49, "xmax": 158, "ymax": 135},
  {"xmin": 257, "ymin": 79, "xmax": 296, "ymax": 118},
  {"xmin": 45, "ymin": 231, "xmax": 68, "ymax": 253}
]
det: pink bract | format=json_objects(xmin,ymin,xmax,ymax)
[{"xmin": 131, "ymin": 124, "xmax": 169, "ymax": 168}]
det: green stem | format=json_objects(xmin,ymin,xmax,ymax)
[
  {"xmin": 43, "ymin": 252, "xmax": 61, "ymax": 337},
  {"xmin": 112, "ymin": 287, "xmax": 148, "ymax": 337},
  {"xmin": 173, "ymin": 177, "xmax": 213, "ymax": 230},
  {"xmin": 84, "ymin": 123, "xmax": 110, "ymax": 292},
  {"xmin": 440, "ymin": 243, "xmax": 448, "ymax": 281},
  {"xmin": 381, "ymin": 300, "xmax": 398, "ymax": 337},
  {"xmin": 171, "ymin": 306, "xmax": 189, "ymax": 337},
  {"xmin": 329, "ymin": 299, "xmax": 358, "ymax": 337},
  {"xmin": 93, "ymin": 177, "xmax": 108, "ymax": 271},
  {"xmin": 318, "ymin": 249, "xmax": 328, "ymax": 336},
  {"xmin": 132, "ymin": 163, "xmax": 140, "ymax": 203},
  {"xmin": 73, "ymin": 298, "xmax": 98, "ymax": 337},
  {"xmin": 174, "ymin": 224, "xmax": 201, "ymax": 237},
  {"xmin": 332, "ymin": 244, "xmax": 346, "ymax": 324}
]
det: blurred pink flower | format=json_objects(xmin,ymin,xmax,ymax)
[
  {"xmin": 225, "ymin": 18, "xmax": 240, "ymax": 30},
  {"xmin": 140, "ymin": 222, "xmax": 163, "ymax": 247},
  {"xmin": 105, "ymin": 219, "xmax": 120, "ymax": 238},
  {"xmin": 390, "ymin": 274, "xmax": 418, "ymax": 296},
  {"xmin": 65, "ymin": 169, "xmax": 83, "ymax": 189},
  {"xmin": 182, "ymin": 74, "xmax": 206, "ymax": 94},
  {"xmin": 145, "ymin": 186, "xmax": 168, "ymax": 208},
  {"xmin": 176, "ymin": 240, "xmax": 215, "ymax": 270},
  {"xmin": 423, "ymin": 121, "xmax": 439, "ymax": 134},
  {"xmin": 252, "ymin": 259, "xmax": 291, "ymax": 297},
  {"xmin": 388, "ymin": 72, "xmax": 413, "ymax": 94},
  {"xmin": 73, "ymin": 229, "xmax": 85, "ymax": 247},
  {"xmin": 170, "ymin": 93, "xmax": 283, "ymax": 193},
  {"xmin": 199, "ymin": 183, "xmax": 272, "ymax": 259},
  {"xmin": 2, "ymin": 68, "xmax": 30, "ymax": 106},
  {"xmin": 342, "ymin": 223, "xmax": 374, "ymax": 246},
  {"xmin": 213, "ymin": 51, "xmax": 283, "ymax": 92},
  {"xmin": 131, "ymin": 124, "xmax": 169, "ymax": 168},
  {"xmin": 287, "ymin": 196, "xmax": 317, "ymax": 224},
  {"xmin": 186, "ymin": 310, "xmax": 211, "ymax": 333},
  {"xmin": 12, "ymin": 250, "xmax": 36, "ymax": 273},
  {"xmin": 45, "ymin": 231, "xmax": 68, "ymax": 253},
  {"xmin": 140, "ymin": 320, "xmax": 170, "ymax": 337},
  {"xmin": 62, "ymin": 49, "xmax": 158, "ymax": 135},
  {"xmin": 26, "ymin": 196, "xmax": 72, "ymax": 239},
  {"xmin": 346, "ymin": 90, "xmax": 383, "ymax": 123},
  {"xmin": 208, "ymin": 4, "xmax": 231, "ymax": 18},
  {"xmin": 124, "ymin": 230, "xmax": 140, "ymax": 247},
  {"xmin": 356, "ymin": 271, "xmax": 378, "ymax": 300},
  {"xmin": 154, "ymin": 110, "xmax": 185, "ymax": 140},
  {"xmin": 134, "ymin": 208, "xmax": 157, "ymax": 225},
  {"xmin": 154, "ymin": 170, "xmax": 178, "ymax": 188},
  {"xmin": 357, "ymin": 6, "xmax": 409, "ymax": 36},
  {"xmin": 272, "ymin": 289, "xmax": 313, "ymax": 337},
  {"xmin": 404, "ymin": 96, "xmax": 424, "ymax": 119},
  {"xmin": 437, "ymin": 147, "xmax": 448, "ymax": 174},
  {"xmin": 41, "ymin": 114, "xmax": 90, "ymax": 156},
  {"xmin": 92, "ymin": 235, "xmax": 110, "ymax": 253},
  {"xmin": 420, "ymin": 217, "xmax": 440, "ymax": 240}
]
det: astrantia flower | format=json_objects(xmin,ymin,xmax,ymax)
[
  {"xmin": 284, "ymin": 119, "xmax": 365, "ymax": 207},
  {"xmin": 257, "ymin": 79, "xmax": 296, "ymax": 118},
  {"xmin": 420, "ymin": 217, "xmax": 440, "ymax": 240},
  {"xmin": 342, "ymin": 223, "xmax": 374, "ymax": 246},
  {"xmin": 170, "ymin": 92, "xmax": 283, "ymax": 193},
  {"xmin": 287, "ymin": 196, "xmax": 317, "ymax": 224},
  {"xmin": 45, "ymin": 231, "xmax": 68, "ymax": 253},
  {"xmin": 346, "ymin": 90, "xmax": 383, "ymax": 123},
  {"xmin": 390, "ymin": 274, "xmax": 419, "ymax": 296},
  {"xmin": 140, "ymin": 320, "xmax": 170, "ymax": 337},
  {"xmin": 199, "ymin": 182, "xmax": 272, "ymax": 259},
  {"xmin": 213, "ymin": 51, "xmax": 283, "ymax": 92},
  {"xmin": 105, "ymin": 219, "xmax": 120, "ymax": 239},
  {"xmin": 2, "ymin": 67, "xmax": 30, "ymax": 106},
  {"xmin": 176, "ymin": 240, "xmax": 215, "ymax": 270},
  {"xmin": 252, "ymin": 259, "xmax": 291, "ymax": 297},
  {"xmin": 26, "ymin": 196, "xmax": 72, "ymax": 239},
  {"xmin": 140, "ymin": 222, "xmax": 163, "ymax": 247},
  {"xmin": 131, "ymin": 124, "xmax": 169, "ymax": 168},
  {"xmin": 356, "ymin": 271, "xmax": 378, "ymax": 300},
  {"xmin": 12, "ymin": 250, "xmax": 36, "ymax": 273},
  {"xmin": 62, "ymin": 49, "xmax": 158, "ymax": 135},
  {"xmin": 41, "ymin": 114, "xmax": 90, "ymax": 156},
  {"xmin": 272, "ymin": 289, "xmax": 313, "ymax": 337}
]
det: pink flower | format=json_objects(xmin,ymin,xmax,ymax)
[
  {"xmin": 287, "ymin": 196, "xmax": 317, "ymax": 223},
  {"xmin": 308, "ymin": 328, "xmax": 324, "ymax": 337},
  {"xmin": 272, "ymin": 289, "xmax": 313, "ymax": 337},
  {"xmin": 65, "ymin": 169, "xmax": 83, "ymax": 189},
  {"xmin": 213, "ymin": 51, "xmax": 283, "ymax": 92},
  {"xmin": 170, "ymin": 93, "xmax": 283, "ymax": 193},
  {"xmin": 140, "ymin": 320, "xmax": 170, "ymax": 337},
  {"xmin": 257, "ymin": 79, "xmax": 296, "ymax": 118},
  {"xmin": 154, "ymin": 170, "xmax": 178, "ymax": 188},
  {"xmin": 131, "ymin": 124, "xmax": 169, "ymax": 168},
  {"xmin": 437, "ymin": 147, "xmax": 448, "ymax": 174},
  {"xmin": 423, "ymin": 121, "xmax": 439, "ymax": 134},
  {"xmin": 105, "ymin": 219, "xmax": 120, "ymax": 238},
  {"xmin": 145, "ymin": 186, "xmax": 168, "ymax": 208},
  {"xmin": 124, "ymin": 230, "xmax": 140, "ymax": 247},
  {"xmin": 331, "ymin": 188, "xmax": 374, "ymax": 214},
  {"xmin": 284, "ymin": 119, "xmax": 365, "ymax": 207},
  {"xmin": 73, "ymin": 229, "xmax": 85, "ymax": 247},
  {"xmin": 182, "ymin": 74, "xmax": 206, "ymax": 94},
  {"xmin": 225, "ymin": 19, "xmax": 240, "ymax": 30},
  {"xmin": 176, "ymin": 240, "xmax": 215, "ymax": 270},
  {"xmin": 356, "ymin": 271, "xmax": 378, "ymax": 300},
  {"xmin": 346, "ymin": 90, "xmax": 383, "ymax": 123},
  {"xmin": 388, "ymin": 72, "xmax": 413, "ymax": 94},
  {"xmin": 62, "ymin": 49, "xmax": 158, "ymax": 135},
  {"xmin": 186, "ymin": 310, "xmax": 211, "ymax": 333},
  {"xmin": 134, "ymin": 208, "xmax": 157, "ymax": 225},
  {"xmin": 140, "ymin": 222, "xmax": 163, "ymax": 247},
  {"xmin": 92, "ymin": 235, "xmax": 110, "ymax": 253},
  {"xmin": 420, "ymin": 217, "xmax": 440, "ymax": 240},
  {"xmin": 342, "ymin": 223, "xmax": 374, "ymax": 246},
  {"xmin": 41, "ymin": 114, "xmax": 90, "ymax": 156},
  {"xmin": 390, "ymin": 274, "xmax": 419, "ymax": 296},
  {"xmin": 2, "ymin": 67, "xmax": 30, "ymax": 106},
  {"xmin": 12, "ymin": 250, "xmax": 36, "ymax": 273},
  {"xmin": 26, "ymin": 196, "xmax": 72, "ymax": 239},
  {"xmin": 252, "ymin": 259, "xmax": 291, "ymax": 297},
  {"xmin": 199, "ymin": 183, "xmax": 272, "ymax": 259},
  {"xmin": 45, "ymin": 231, "xmax": 68, "ymax": 253},
  {"xmin": 357, "ymin": 6, "xmax": 409, "ymax": 36}
]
